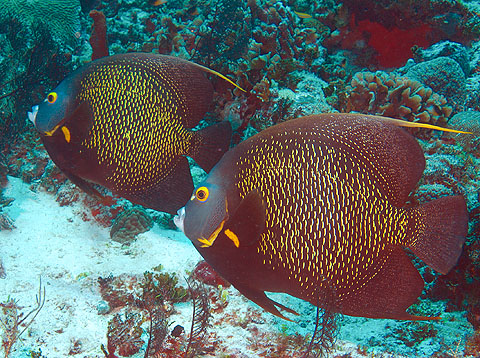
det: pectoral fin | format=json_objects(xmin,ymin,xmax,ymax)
[{"xmin": 223, "ymin": 189, "xmax": 266, "ymax": 247}]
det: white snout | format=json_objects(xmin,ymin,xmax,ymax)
[
  {"xmin": 174, "ymin": 207, "xmax": 185, "ymax": 234},
  {"xmin": 27, "ymin": 105, "xmax": 39, "ymax": 126}
]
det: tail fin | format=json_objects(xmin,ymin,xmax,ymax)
[
  {"xmin": 189, "ymin": 121, "xmax": 232, "ymax": 173},
  {"xmin": 408, "ymin": 195, "xmax": 468, "ymax": 274}
]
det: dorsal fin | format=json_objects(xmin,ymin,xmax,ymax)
[
  {"xmin": 191, "ymin": 62, "xmax": 247, "ymax": 93},
  {"xmin": 291, "ymin": 114, "xmax": 426, "ymax": 206},
  {"xmin": 358, "ymin": 113, "xmax": 472, "ymax": 134}
]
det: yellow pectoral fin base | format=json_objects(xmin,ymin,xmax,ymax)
[
  {"xmin": 61, "ymin": 126, "xmax": 71, "ymax": 143},
  {"xmin": 224, "ymin": 229, "xmax": 240, "ymax": 248}
]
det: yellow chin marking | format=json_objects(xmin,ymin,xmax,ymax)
[
  {"xmin": 61, "ymin": 126, "xmax": 71, "ymax": 143},
  {"xmin": 198, "ymin": 219, "xmax": 225, "ymax": 248},
  {"xmin": 44, "ymin": 123, "xmax": 62, "ymax": 137},
  {"xmin": 224, "ymin": 229, "xmax": 239, "ymax": 248}
]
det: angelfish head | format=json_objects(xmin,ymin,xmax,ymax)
[
  {"xmin": 174, "ymin": 182, "xmax": 228, "ymax": 250},
  {"xmin": 29, "ymin": 73, "xmax": 80, "ymax": 136}
]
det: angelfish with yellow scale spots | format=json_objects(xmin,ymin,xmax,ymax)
[
  {"xmin": 174, "ymin": 113, "xmax": 469, "ymax": 320},
  {"xmin": 28, "ymin": 53, "xmax": 245, "ymax": 214}
]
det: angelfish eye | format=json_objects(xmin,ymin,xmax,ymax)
[
  {"xmin": 195, "ymin": 186, "xmax": 209, "ymax": 202},
  {"xmin": 47, "ymin": 92, "xmax": 58, "ymax": 104}
]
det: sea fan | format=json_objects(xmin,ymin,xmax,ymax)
[
  {"xmin": 184, "ymin": 276, "xmax": 211, "ymax": 358},
  {"xmin": 301, "ymin": 283, "xmax": 339, "ymax": 358}
]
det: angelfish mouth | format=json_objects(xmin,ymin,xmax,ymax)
[
  {"xmin": 27, "ymin": 105, "xmax": 39, "ymax": 126},
  {"xmin": 173, "ymin": 207, "xmax": 185, "ymax": 234}
]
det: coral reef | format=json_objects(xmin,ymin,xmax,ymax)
[
  {"xmin": 109, "ymin": 208, "xmax": 154, "ymax": 245},
  {"xmin": 344, "ymin": 71, "xmax": 453, "ymax": 136}
]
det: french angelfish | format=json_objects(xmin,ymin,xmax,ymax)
[
  {"xmin": 175, "ymin": 113, "xmax": 469, "ymax": 320},
  {"xmin": 29, "ymin": 53, "xmax": 244, "ymax": 214}
]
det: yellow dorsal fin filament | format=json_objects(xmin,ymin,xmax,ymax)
[
  {"xmin": 61, "ymin": 126, "xmax": 71, "ymax": 143},
  {"xmin": 224, "ymin": 229, "xmax": 240, "ymax": 248},
  {"xmin": 194, "ymin": 63, "xmax": 247, "ymax": 92},
  {"xmin": 357, "ymin": 113, "xmax": 472, "ymax": 134},
  {"xmin": 198, "ymin": 219, "xmax": 225, "ymax": 248}
]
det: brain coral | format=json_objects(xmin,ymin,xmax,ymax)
[
  {"xmin": 1, "ymin": 0, "xmax": 81, "ymax": 45},
  {"xmin": 345, "ymin": 71, "xmax": 453, "ymax": 131},
  {"xmin": 447, "ymin": 111, "xmax": 480, "ymax": 153},
  {"xmin": 110, "ymin": 208, "xmax": 154, "ymax": 245},
  {"xmin": 405, "ymin": 57, "xmax": 467, "ymax": 108}
]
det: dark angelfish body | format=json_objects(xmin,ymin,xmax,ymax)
[
  {"xmin": 175, "ymin": 113, "xmax": 468, "ymax": 320},
  {"xmin": 29, "ymin": 53, "xmax": 242, "ymax": 214}
]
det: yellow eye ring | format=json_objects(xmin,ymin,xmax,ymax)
[
  {"xmin": 195, "ymin": 186, "xmax": 209, "ymax": 202},
  {"xmin": 47, "ymin": 92, "xmax": 58, "ymax": 104}
]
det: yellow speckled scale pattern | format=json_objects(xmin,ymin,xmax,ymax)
[
  {"xmin": 234, "ymin": 126, "xmax": 417, "ymax": 303},
  {"xmin": 77, "ymin": 57, "xmax": 193, "ymax": 193}
]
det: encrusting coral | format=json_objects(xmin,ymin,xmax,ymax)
[{"xmin": 345, "ymin": 71, "xmax": 453, "ymax": 135}]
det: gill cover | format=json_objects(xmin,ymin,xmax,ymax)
[
  {"xmin": 182, "ymin": 182, "xmax": 228, "ymax": 248},
  {"xmin": 33, "ymin": 70, "xmax": 82, "ymax": 135},
  {"xmin": 181, "ymin": 186, "xmax": 267, "ymax": 249}
]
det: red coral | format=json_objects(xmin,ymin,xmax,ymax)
[
  {"xmin": 192, "ymin": 261, "xmax": 230, "ymax": 288},
  {"xmin": 356, "ymin": 19, "xmax": 432, "ymax": 68},
  {"xmin": 325, "ymin": 14, "xmax": 434, "ymax": 68},
  {"xmin": 89, "ymin": 10, "xmax": 109, "ymax": 61}
]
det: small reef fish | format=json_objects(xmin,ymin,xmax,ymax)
[
  {"xmin": 29, "ymin": 53, "xmax": 244, "ymax": 214},
  {"xmin": 294, "ymin": 11, "xmax": 313, "ymax": 19},
  {"xmin": 175, "ymin": 113, "xmax": 468, "ymax": 320},
  {"xmin": 152, "ymin": 0, "xmax": 167, "ymax": 6}
]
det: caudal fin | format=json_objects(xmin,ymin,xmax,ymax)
[
  {"xmin": 190, "ymin": 121, "xmax": 232, "ymax": 173},
  {"xmin": 408, "ymin": 195, "xmax": 468, "ymax": 274}
]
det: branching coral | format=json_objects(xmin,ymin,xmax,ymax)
[
  {"xmin": 0, "ymin": 280, "xmax": 45, "ymax": 358},
  {"xmin": 101, "ymin": 312, "xmax": 144, "ymax": 358},
  {"xmin": 345, "ymin": 71, "xmax": 453, "ymax": 133}
]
